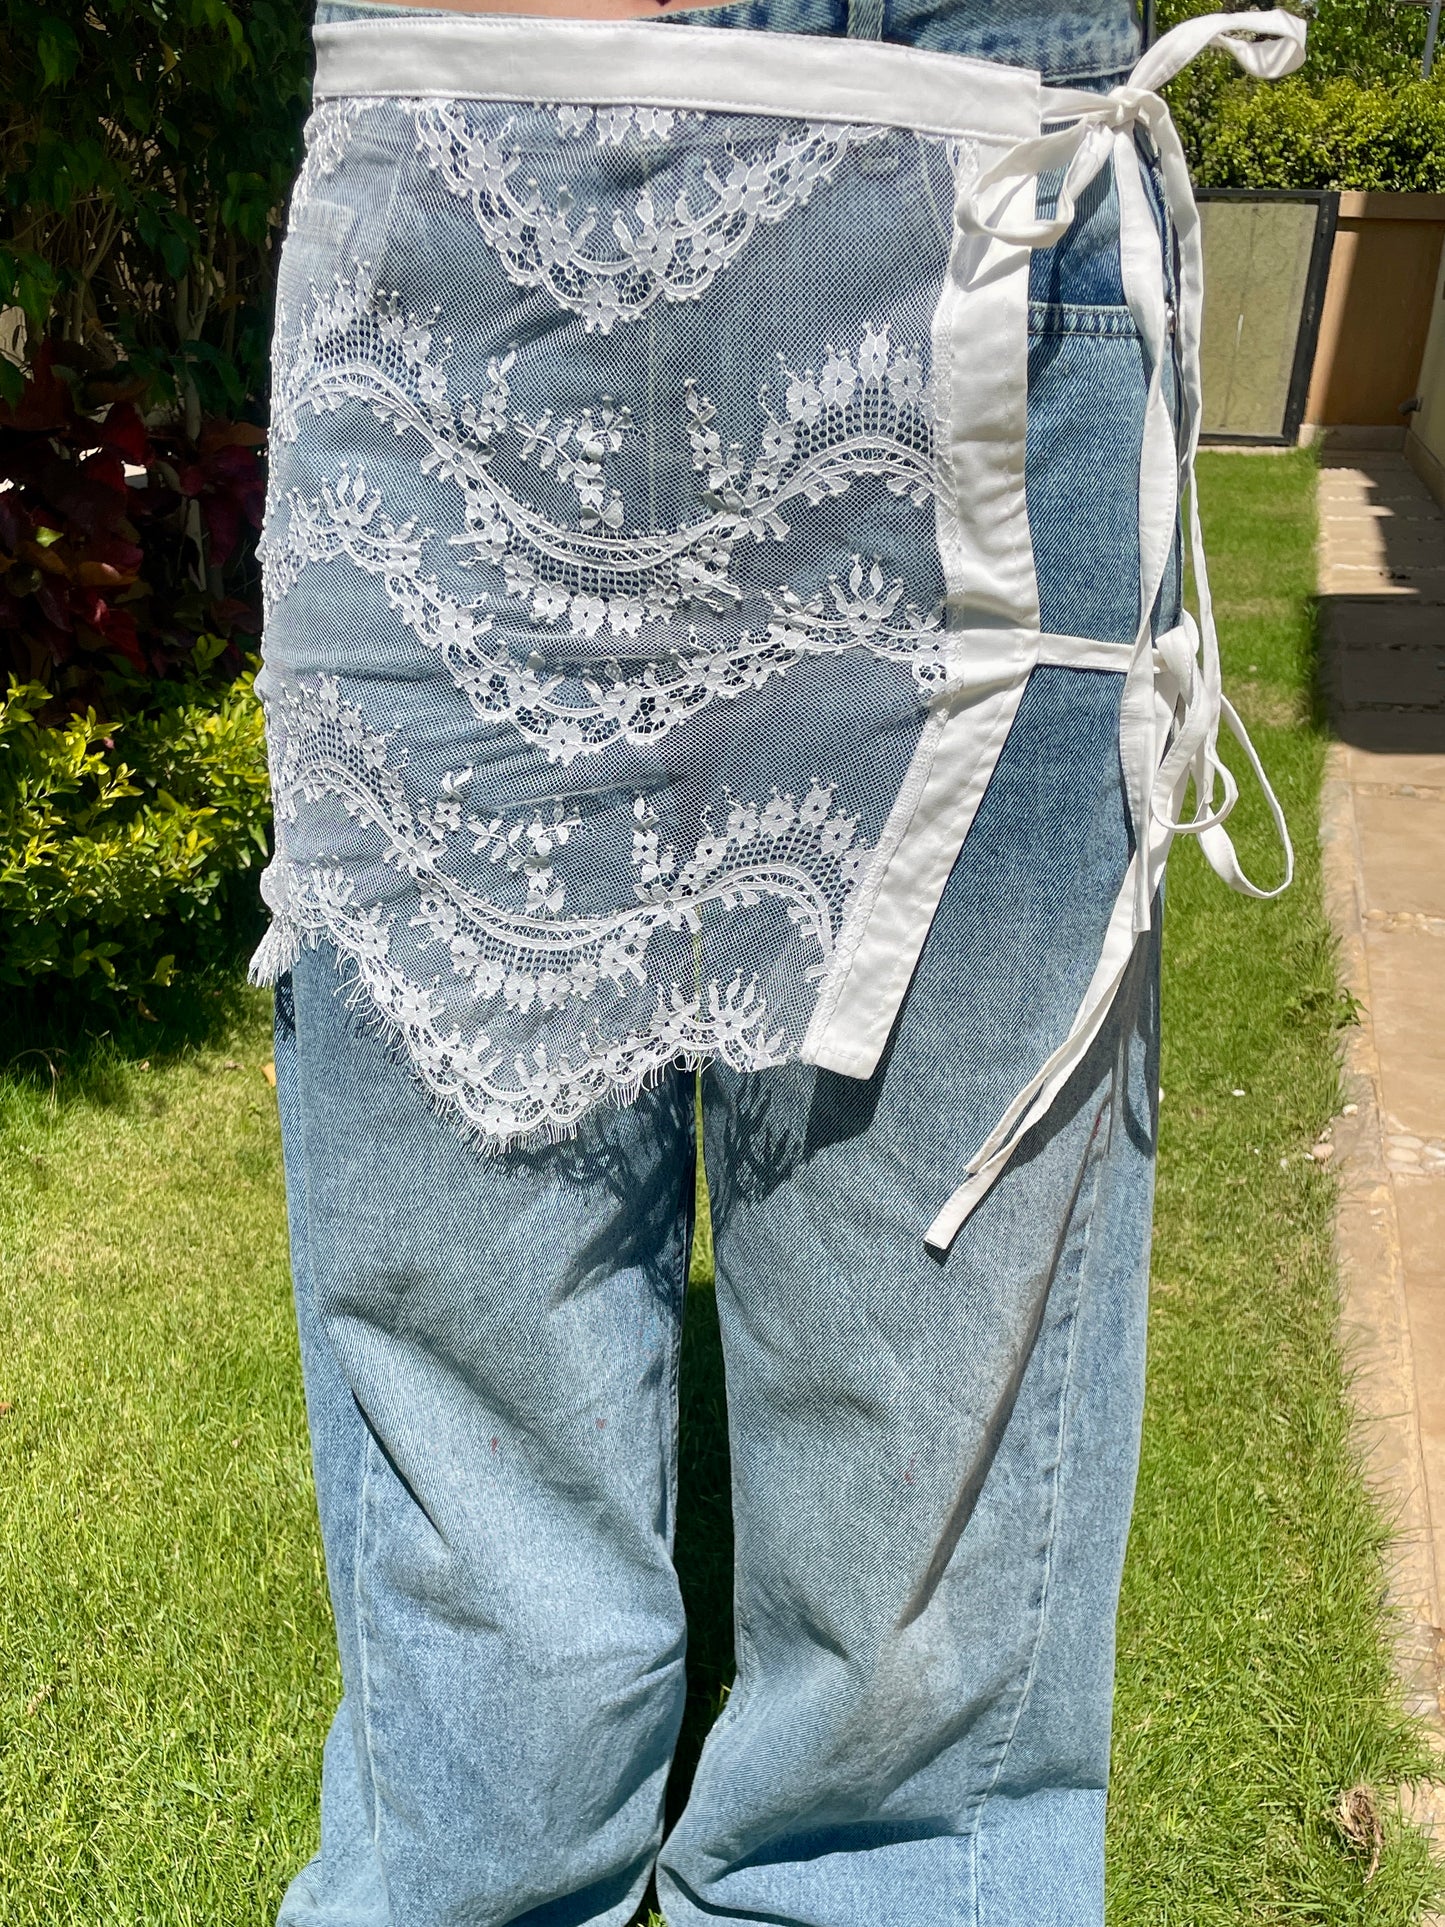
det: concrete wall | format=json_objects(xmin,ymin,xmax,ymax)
[
  {"xmin": 1406, "ymin": 238, "xmax": 1445, "ymax": 506},
  {"xmin": 1305, "ymin": 192, "xmax": 1445, "ymax": 438}
]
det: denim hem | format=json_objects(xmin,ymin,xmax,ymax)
[{"xmin": 1028, "ymin": 299, "xmax": 1141, "ymax": 339}]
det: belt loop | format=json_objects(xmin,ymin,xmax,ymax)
[{"xmin": 845, "ymin": 0, "xmax": 886, "ymax": 40}]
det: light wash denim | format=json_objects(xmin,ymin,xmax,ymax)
[
  {"xmin": 269, "ymin": 1, "xmax": 1171, "ymax": 1921},
  {"xmin": 275, "ymin": 828, "xmax": 1160, "ymax": 1927}
]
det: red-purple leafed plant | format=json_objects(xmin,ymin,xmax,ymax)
[{"xmin": 0, "ymin": 339, "xmax": 265, "ymax": 717}]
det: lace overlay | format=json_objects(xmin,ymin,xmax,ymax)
[
  {"xmin": 289, "ymin": 99, "xmax": 373, "ymax": 222},
  {"xmin": 258, "ymin": 672, "xmax": 873, "ymax": 1141},
  {"xmin": 265, "ymin": 261, "xmax": 948, "ymax": 760},
  {"xmin": 410, "ymin": 103, "xmax": 899, "ymax": 332},
  {"xmin": 257, "ymin": 90, "xmax": 975, "ymax": 1145}
]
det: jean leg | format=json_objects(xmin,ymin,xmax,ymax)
[
  {"xmin": 275, "ymin": 974, "xmax": 390, "ymax": 1925},
  {"xmin": 969, "ymin": 931, "xmax": 1159, "ymax": 1923},
  {"xmin": 274, "ymin": 944, "xmax": 695, "ymax": 1927},
  {"xmin": 658, "ymin": 676, "xmax": 1159, "ymax": 1927}
]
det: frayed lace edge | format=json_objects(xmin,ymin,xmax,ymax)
[
  {"xmin": 249, "ymin": 919, "xmax": 302, "ymax": 985},
  {"xmin": 247, "ymin": 916, "xmax": 734, "ymax": 1157}
]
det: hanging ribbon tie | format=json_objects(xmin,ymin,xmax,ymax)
[
  {"xmin": 956, "ymin": 10, "xmax": 1306, "ymax": 251},
  {"xmin": 925, "ymin": 10, "xmax": 1304, "ymax": 1253},
  {"xmin": 955, "ymin": 7, "xmax": 1302, "ymax": 923}
]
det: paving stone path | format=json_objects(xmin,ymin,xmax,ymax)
[{"xmin": 1319, "ymin": 453, "xmax": 1445, "ymax": 1847}]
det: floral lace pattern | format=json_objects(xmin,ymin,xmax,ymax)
[
  {"xmin": 554, "ymin": 103, "xmax": 702, "ymax": 144},
  {"xmin": 269, "ymin": 474, "xmax": 942, "ymax": 763},
  {"xmin": 289, "ymin": 99, "xmax": 373, "ymax": 223},
  {"xmin": 258, "ymin": 673, "xmax": 872, "ymax": 1141},
  {"xmin": 257, "ymin": 97, "xmax": 960, "ymax": 1146},
  {"xmin": 265, "ymin": 264, "xmax": 946, "ymax": 760},
  {"xmin": 410, "ymin": 102, "xmax": 897, "ymax": 331}
]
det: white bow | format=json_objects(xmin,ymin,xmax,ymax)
[
  {"xmin": 957, "ymin": 10, "xmax": 1302, "ymax": 915},
  {"xmin": 924, "ymin": 12, "xmax": 1303, "ymax": 1251}
]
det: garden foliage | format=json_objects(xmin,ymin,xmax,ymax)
[
  {"xmin": 1192, "ymin": 74, "xmax": 1445, "ymax": 192},
  {"xmin": 0, "ymin": 340, "xmax": 264, "ymax": 713},
  {"xmin": 0, "ymin": 3, "xmax": 300, "ymax": 1002},
  {"xmin": 1159, "ymin": 0, "xmax": 1445, "ymax": 191},
  {"xmin": 1, "ymin": 0, "xmax": 310, "ymax": 419},
  {"xmin": 0, "ymin": 672, "xmax": 269, "ymax": 994}
]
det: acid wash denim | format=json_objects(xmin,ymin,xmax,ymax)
[{"xmin": 269, "ymin": 3, "xmax": 1172, "ymax": 1923}]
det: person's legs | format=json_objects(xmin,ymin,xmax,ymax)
[
  {"xmin": 274, "ymin": 943, "xmax": 696, "ymax": 1926},
  {"xmin": 659, "ymin": 665, "xmax": 1160, "ymax": 1927},
  {"xmin": 269, "ymin": 11, "xmax": 1172, "ymax": 1918}
]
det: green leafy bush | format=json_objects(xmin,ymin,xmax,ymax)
[
  {"xmin": 1159, "ymin": 0, "xmax": 1434, "ymax": 88},
  {"xmin": 0, "ymin": 4, "xmax": 293, "ymax": 1009},
  {"xmin": 1, "ymin": 0, "xmax": 311, "ymax": 419},
  {"xmin": 1, "ymin": 341, "xmax": 264, "ymax": 712},
  {"xmin": 1190, "ymin": 74, "xmax": 1445, "ymax": 191},
  {"xmin": 1304, "ymin": 0, "xmax": 1435, "ymax": 81},
  {"xmin": 1156, "ymin": 0, "xmax": 1445, "ymax": 193},
  {"xmin": 0, "ymin": 671, "xmax": 269, "ymax": 995}
]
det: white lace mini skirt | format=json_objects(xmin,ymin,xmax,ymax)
[{"xmin": 254, "ymin": 8, "xmax": 1301, "ymax": 1246}]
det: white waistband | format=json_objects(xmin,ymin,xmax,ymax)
[{"xmin": 311, "ymin": 12, "xmax": 1042, "ymax": 144}]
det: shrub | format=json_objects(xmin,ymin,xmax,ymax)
[
  {"xmin": 1, "ymin": 0, "xmax": 311, "ymax": 420},
  {"xmin": 1156, "ymin": 0, "xmax": 1445, "ymax": 193},
  {"xmin": 0, "ymin": 671, "xmax": 270, "ymax": 996},
  {"xmin": 0, "ymin": 3, "xmax": 291, "ymax": 1009},
  {"xmin": 1189, "ymin": 74, "xmax": 1445, "ymax": 192}
]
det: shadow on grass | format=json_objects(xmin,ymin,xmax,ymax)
[
  {"xmin": 0, "ymin": 931, "xmax": 268, "ymax": 1119},
  {"xmin": 671, "ymin": 1277, "xmax": 736, "ymax": 1822},
  {"xmin": 630, "ymin": 1179, "xmax": 736, "ymax": 1923}
]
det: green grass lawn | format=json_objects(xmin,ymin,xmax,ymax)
[
  {"xmin": 1, "ymin": 450, "xmax": 1440, "ymax": 1923},
  {"xmin": 1105, "ymin": 452, "xmax": 1442, "ymax": 1923},
  {"xmin": 0, "ymin": 996, "xmax": 329, "ymax": 1922}
]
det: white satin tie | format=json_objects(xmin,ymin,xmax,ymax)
[{"xmin": 928, "ymin": 11, "xmax": 1303, "ymax": 1251}]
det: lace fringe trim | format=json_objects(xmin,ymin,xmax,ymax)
[{"xmin": 250, "ymin": 913, "xmax": 801, "ymax": 1152}]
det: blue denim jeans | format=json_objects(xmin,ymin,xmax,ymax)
[
  {"xmin": 270, "ymin": 2, "xmax": 1170, "ymax": 1921},
  {"xmin": 275, "ymin": 797, "xmax": 1159, "ymax": 1927}
]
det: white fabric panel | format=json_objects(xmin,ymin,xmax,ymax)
[
  {"xmin": 804, "ymin": 148, "xmax": 1038, "ymax": 1075},
  {"xmin": 313, "ymin": 12, "xmax": 1042, "ymax": 145}
]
